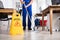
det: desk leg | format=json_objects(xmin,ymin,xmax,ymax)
[
  {"xmin": 42, "ymin": 13, "xmax": 45, "ymax": 31},
  {"xmin": 50, "ymin": 9, "xmax": 53, "ymax": 34}
]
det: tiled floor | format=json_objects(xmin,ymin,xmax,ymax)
[{"xmin": 0, "ymin": 30, "xmax": 60, "ymax": 40}]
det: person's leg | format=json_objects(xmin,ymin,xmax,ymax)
[
  {"xmin": 22, "ymin": 7, "xmax": 27, "ymax": 30},
  {"xmin": 27, "ymin": 6, "xmax": 32, "ymax": 30}
]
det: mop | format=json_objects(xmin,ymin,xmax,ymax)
[{"xmin": 23, "ymin": 3, "xmax": 32, "ymax": 28}]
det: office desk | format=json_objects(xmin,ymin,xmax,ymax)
[
  {"xmin": 42, "ymin": 5, "xmax": 60, "ymax": 34},
  {"xmin": 0, "ymin": 9, "xmax": 16, "ymax": 31},
  {"xmin": 0, "ymin": 8, "xmax": 16, "ymax": 15}
]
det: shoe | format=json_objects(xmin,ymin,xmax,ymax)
[
  {"xmin": 28, "ymin": 28, "xmax": 32, "ymax": 30},
  {"xmin": 23, "ymin": 28, "xmax": 26, "ymax": 31}
]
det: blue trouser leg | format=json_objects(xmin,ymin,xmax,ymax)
[
  {"xmin": 27, "ymin": 6, "xmax": 32, "ymax": 29},
  {"xmin": 22, "ymin": 6, "xmax": 27, "ymax": 29},
  {"xmin": 22, "ymin": 4, "xmax": 32, "ymax": 30}
]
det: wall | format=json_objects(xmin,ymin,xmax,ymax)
[
  {"xmin": 0, "ymin": 0, "xmax": 21, "ymax": 9},
  {"xmin": 37, "ymin": 0, "xmax": 52, "ymax": 13},
  {"xmin": 32, "ymin": 0, "xmax": 37, "ymax": 15},
  {"xmin": 0, "ymin": 0, "xmax": 13, "ymax": 8},
  {"xmin": 0, "ymin": 0, "xmax": 52, "ymax": 14}
]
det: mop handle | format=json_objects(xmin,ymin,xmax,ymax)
[
  {"xmin": 24, "ymin": 3, "xmax": 32, "ymax": 22},
  {"xmin": 24, "ymin": 3, "xmax": 28, "ymax": 12},
  {"xmin": 24, "ymin": 3, "xmax": 29, "ymax": 16}
]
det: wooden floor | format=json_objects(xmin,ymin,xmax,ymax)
[{"xmin": 0, "ymin": 30, "xmax": 60, "ymax": 40}]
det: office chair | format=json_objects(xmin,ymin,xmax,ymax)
[{"xmin": 0, "ymin": 1, "xmax": 12, "ymax": 32}]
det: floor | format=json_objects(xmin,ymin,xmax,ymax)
[{"xmin": 0, "ymin": 29, "xmax": 60, "ymax": 40}]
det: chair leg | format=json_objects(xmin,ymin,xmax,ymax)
[{"xmin": 7, "ymin": 20, "xmax": 10, "ymax": 32}]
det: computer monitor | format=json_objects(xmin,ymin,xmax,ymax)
[
  {"xmin": 52, "ymin": 0, "xmax": 60, "ymax": 5},
  {"xmin": 0, "ymin": 1, "xmax": 4, "ymax": 8}
]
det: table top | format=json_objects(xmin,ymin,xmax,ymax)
[
  {"xmin": 0, "ymin": 8, "xmax": 16, "ymax": 15},
  {"xmin": 42, "ymin": 5, "xmax": 60, "ymax": 14}
]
